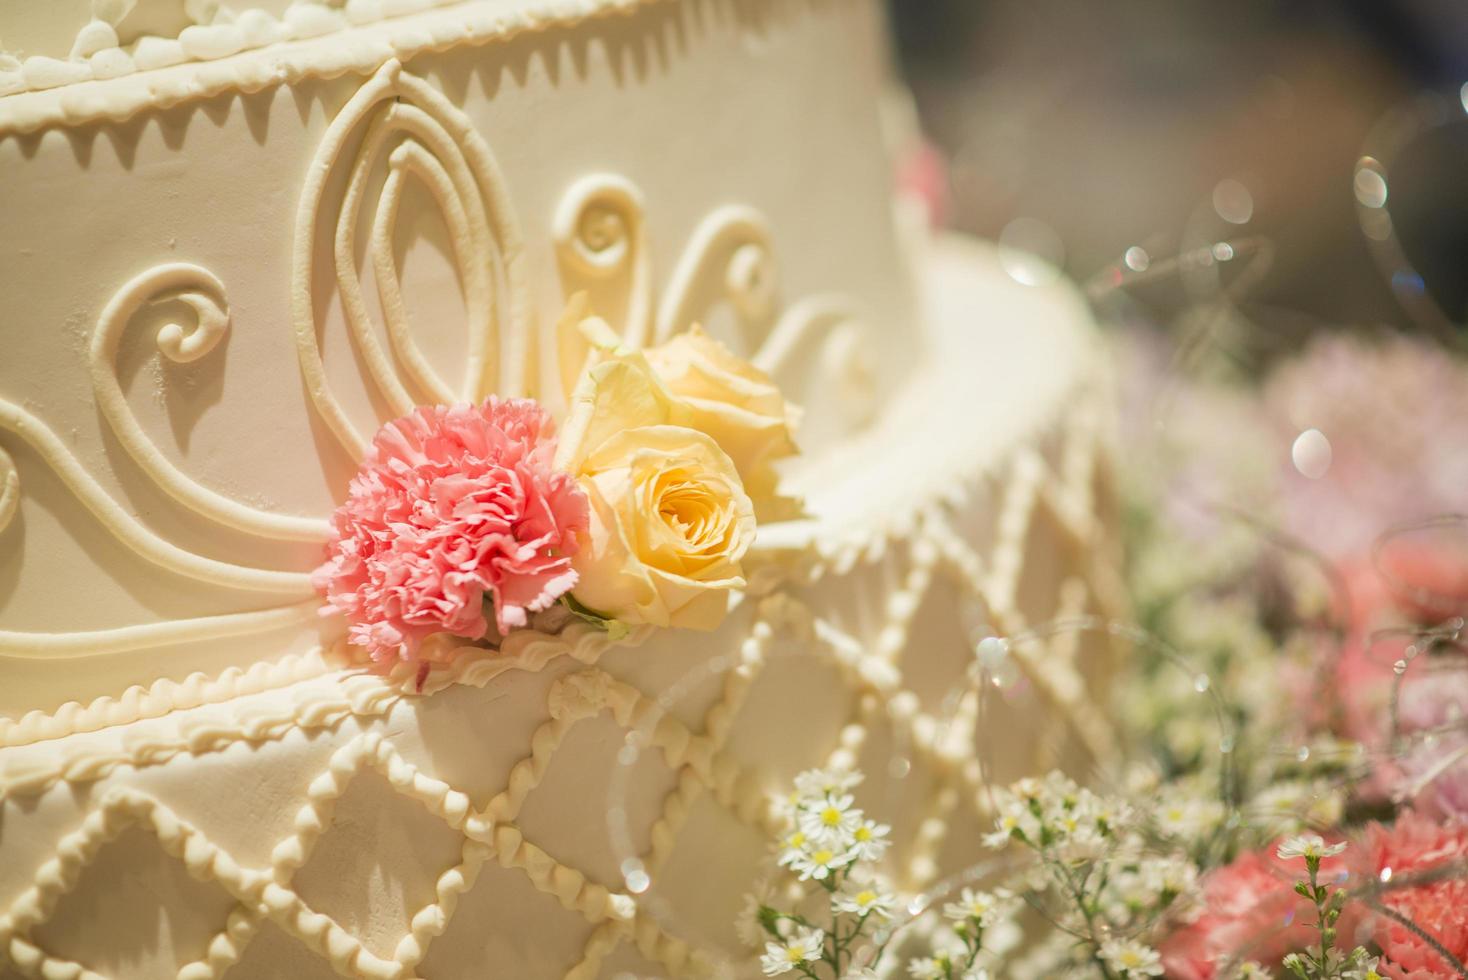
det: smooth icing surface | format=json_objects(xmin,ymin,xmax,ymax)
[{"xmin": 0, "ymin": 0, "xmax": 1124, "ymax": 975}]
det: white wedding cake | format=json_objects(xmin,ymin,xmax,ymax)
[{"xmin": 0, "ymin": 1, "xmax": 1123, "ymax": 977}]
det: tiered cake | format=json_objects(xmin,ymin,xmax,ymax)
[{"xmin": 0, "ymin": 1, "xmax": 1124, "ymax": 977}]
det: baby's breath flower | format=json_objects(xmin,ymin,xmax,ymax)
[
  {"xmin": 1155, "ymin": 795, "xmax": 1224, "ymax": 839},
  {"xmin": 847, "ymin": 817, "xmax": 891, "ymax": 861},
  {"xmin": 1100, "ymin": 938, "xmax": 1164, "ymax": 977},
  {"xmin": 736, "ymin": 891, "xmax": 772, "ymax": 949},
  {"xmin": 1276, "ymin": 834, "xmax": 1346, "ymax": 860},
  {"xmin": 833, "ymin": 883, "xmax": 895, "ymax": 918},
  {"xmin": 798, "ymin": 792, "xmax": 861, "ymax": 844},
  {"xmin": 789, "ymin": 842, "xmax": 855, "ymax": 881},
  {"xmin": 776, "ymin": 830, "xmax": 810, "ymax": 869},
  {"xmin": 760, "ymin": 927, "xmax": 824, "ymax": 976},
  {"xmin": 941, "ymin": 887, "xmax": 1015, "ymax": 927},
  {"xmin": 794, "ymin": 767, "xmax": 862, "ymax": 800},
  {"xmin": 907, "ymin": 954, "xmax": 953, "ymax": 980},
  {"xmin": 1227, "ymin": 962, "xmax": 1273, "ymax": 979},
  {"xmin": 984, "ymin": 796, "xmax": 1041, "ymax": 848},
  {"xmin": 1342, "ymin": 955, "xmax": 1383, "ymax": 980}
]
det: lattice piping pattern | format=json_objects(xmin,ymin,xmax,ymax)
[{"xmin": 0, "ymin": 393, "xmax": 1124, "ymax": 980}]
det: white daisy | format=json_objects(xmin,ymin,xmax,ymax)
[
  {"xmin": 941, "ymin": 887, "xmax": 1015, "ymax": 927},
  {"xmin": 907, "ymin": 955, "xmax": 952, "ymax": 980},
  {"xmin": 789, "ymin": 843, "xmax": 856, "ymax": 881},
  {"xmin": 847, "ymin": 817, "xmax": 891, "ymax": 861},
  {"xmin": 1276, "ymin": 834, "xmax": 1347, "ymax": 860},
  {"xmin": 1100, "ymin": 938, "xmax": 1164, "ymax": 977},
  {"xmin": 760, "ymin": 926, "xmax": 824, "ymax": 976},
  {"xmin": 736, "ymin": 891, "xmax": 769, "ymax": 949},
  {"xmin": 798, "ymin": 792, "xmax": 862, "ymax": 844},
  {"xmin": 794, "ymin": 767, "xmax": 862, "ymax": 800},
  {"xmin": 832, "ymin": 883, "xmax": 895, "ymax": 918},
  {"xmin": 1343, "ymin": 955, "xmax": 1383, "ymax": 980}
]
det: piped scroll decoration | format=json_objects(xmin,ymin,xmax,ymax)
[
  {"xmin": 291, "ymin": 58, "xmax": 532, "ymax": 462},
  {"xmin": 553, "ymin": 190, "xmax": 879, "ymax": 436},
  {"xmin": 554, "ymin": 174, "xmax": 653, "ymax": 351},
  {"xmin": 0, "ymin": 443, "xmax": 16, "ymax": 536},
  {"xmin": 91, "ymin": 262, "xmax": 331, "ymax": 543}
]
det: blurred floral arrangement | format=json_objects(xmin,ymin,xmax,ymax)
[{"xmin": 735, "ymin": 328, "xmax": 1468, "ymax": 979}]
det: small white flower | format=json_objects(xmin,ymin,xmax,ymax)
[
  {"xmin": 907, "ymin": 955, "xmax": 952, "ymax": 980},
  {"xmin": 833, "ymin": 883, "xmax": 895, "ymax": 918},
  {"xmin": 798, "ymin": 792, "xmax": 862, "ymax": 844},
  {"xmin": 847, "ymin": 817, "xmax": 891, "ymax": 861},
  {"xmin": 760, "ymin": 926, "xmax": 824, "ymax": 976},
  {"xmin": 1227, "ymin": 961, "xmax": 1273, "ymax": 979},
  {"xmin": 960, "ymin": 969, "xmax": 991, "ymax": 980},
  {"xmin": 941, "ymin": 887, "xmax": 1015, "ymax": 927},
  {"xmin": 736, "ymin": 890, "xmax": 770, "ymax": 949},
  {"xmin": 1100, "ymin": 938, "xmax": 1164, "ymax": 977},
  {"xmin": 1342, "ymin": 954, "xmax": 1383, "ymax": 980},
  {"xmin": 984, "ymin": 803, "xmax": 1037, "ymax": 848},
  {"xmin": 789, "ymin": 842, "xmax": 856, "ymax": 881},
  {"xmin": 1156, "ymin": 796, "xmax": 1224, "ymax": 839},
  {"xmin": 776, "ymin": 830, "xmax": 810, "ymax": 869},
  {"xmin": 794, "ymin": 767, "xmax": 862, "ymax": 800},
  {"xmin": 1276, "ymin": 834, "xmax": 1347, "ymax": 860}
]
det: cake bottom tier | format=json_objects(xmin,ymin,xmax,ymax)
[{"xmin": 0, "ymin": 239, "xmax": 1125, "ymax": 980}]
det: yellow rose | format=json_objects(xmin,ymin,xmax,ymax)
[
  {"xmin": 643, "ymin": 326, "xmax": 800, "ymax": 513},
  {"xmin": 570, "ymin": 425, "xmax": 755, "ymax": 630},
  {"xmin": 556, "ymin": 302, "xmax": 799, "ymax": 516}
]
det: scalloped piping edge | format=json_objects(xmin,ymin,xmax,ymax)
[
  {"xmin": 0, "ymin": 618, "xmax": 638, "ymax": 799},
  {"xmin": 0, "ymin": 0, "xmax": 682, "ymax": 137}
]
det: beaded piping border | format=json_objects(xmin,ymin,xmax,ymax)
[{"xmin": 0, "ymin": 0, "xmax": 737, "ymax": 135}]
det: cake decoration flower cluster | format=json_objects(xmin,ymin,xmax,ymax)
[{"xmin": 314, "ymin": 299, "xmax": 799, "ymax": 670}]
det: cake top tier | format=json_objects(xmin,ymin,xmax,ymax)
[{"xmin": 0, "ymin": 0, "xmax": 932, "ymax": 718}]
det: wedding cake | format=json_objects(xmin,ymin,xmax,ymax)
[{"xmin": 0, "ymin": 1, "xmax": 1123, "ymax": 977}]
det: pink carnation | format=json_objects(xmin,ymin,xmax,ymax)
[
  {"xmin": 314, "ymin": 398, "xmax": 588, "ymax": 661},
  {"xmin": 1160, "ymin": 843, "xmax": 1349, "ymax": 978},
  {"xmin": 1354, "ymin": 812, "xmax": 1468, "ymax": 979}
]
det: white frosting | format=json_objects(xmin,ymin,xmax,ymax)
[{"xmin": 0, "ymin": 0, "xmax": 1124, "ymax": 974}]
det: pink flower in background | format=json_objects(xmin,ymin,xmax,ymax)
[
  {"xmin": 1398, "ymin": 672, "xmax": 1468, "ymax": 823},
  {"xmin": 314, "ymin": 398, "xmax": 588, "ymax": 661},
  {"xmin": 1159, "ymin": 844, "xmax": 1347, "ymax": 978},
  {"xmin": 1329, "ymin": 544, "xmax": 1468, "ymax": 807},
  {"xmin": 1265, "ymin": 335, "xmax": 1468, "ymax": 561},
  {"xmin": 1354, "ymin": 812, "xmax": 1468, "ymax": 980}
]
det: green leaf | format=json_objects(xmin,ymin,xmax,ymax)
[{"xmin": 562, "ymin": 594, "xmax": 631, "ymax": 641}]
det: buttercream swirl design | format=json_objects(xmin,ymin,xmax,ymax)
[
  {"xmin": 0, "ymin": 397, "xmax": 313, "ymax": 601},
  {"xmin": 292, "ymin": 59, "xmax": 531, "ymax": 461},
  {"xmin": 553, "ymin": 189, "xmax": 879, "ymax": 434},
  {"xmin": 0, "ymin": 441, "xmax": 17, "ymax": 535},
  {"xmin": 91, "ymin": 262, "xmax": 331, "ymax": 542}
]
